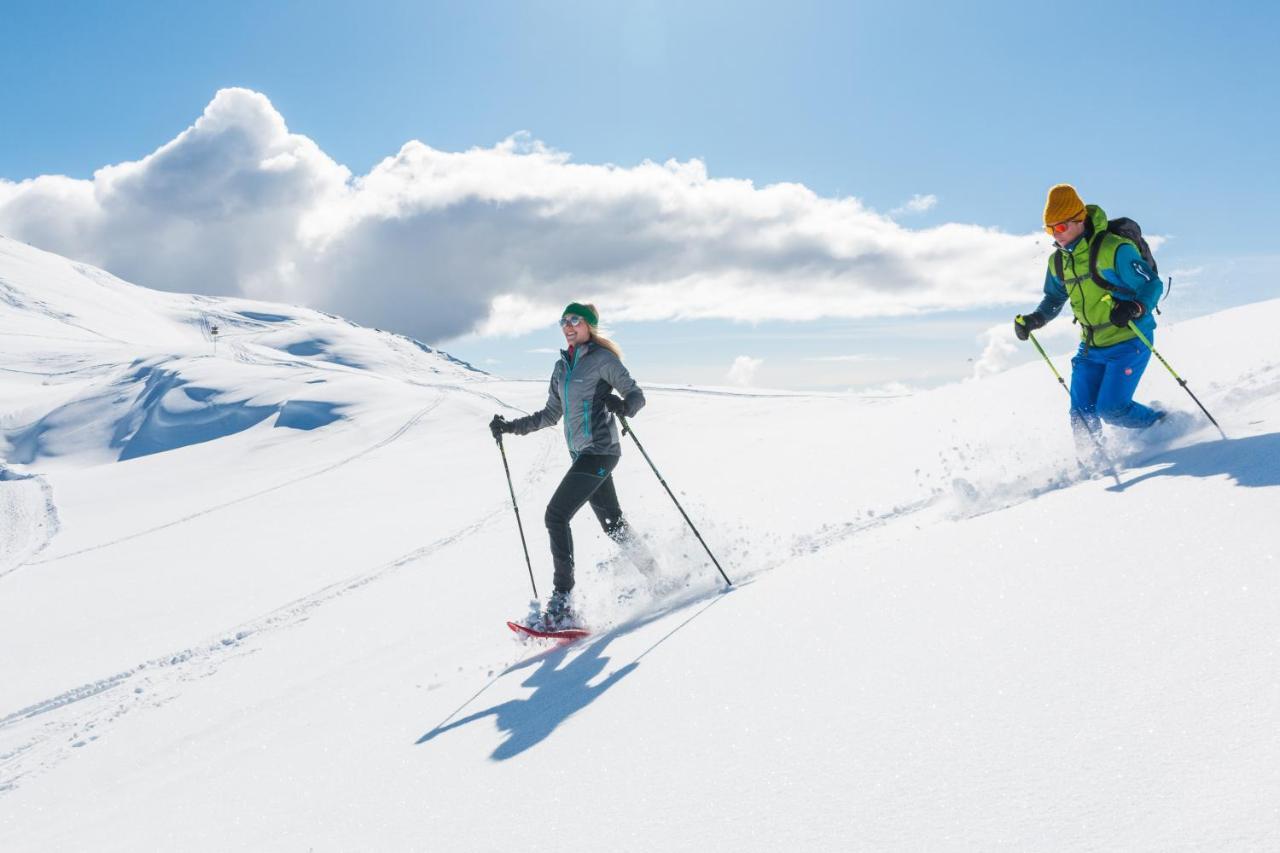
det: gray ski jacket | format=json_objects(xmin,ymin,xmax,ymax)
[{"xmin": 508, "ymin": 343, "xmax": 645, "ymax": 457}]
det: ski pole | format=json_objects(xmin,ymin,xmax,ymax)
[
  {"xmin": 1126, "ymin": 321, "xmax": 1227, "ymax": 440},
  {"xmin": 1020, "ymin": 319, "xmax": 1121, "ymax": 485},
  {"xmin": 618, "ymin": 416, "xmax": 732, "ymax": 588},
  {"xmin": 494, "ymin": 433, "xmax": 538, "ymax": 598},
  {"xmin": 1019, "ymin": 317, "xmax": 1069, "ymax": 394}
]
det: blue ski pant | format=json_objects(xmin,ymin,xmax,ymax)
[{"xmin": 1069, "ymin": 337, "xmax": 1162, "ymax": 433}]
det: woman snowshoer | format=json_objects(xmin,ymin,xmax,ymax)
[{"xmin": 490, "ymin": 302, "xmax": 652, "ymax": 630}]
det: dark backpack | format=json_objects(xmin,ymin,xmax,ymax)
[{"xmin": 1054, "ymin": 216, "xmax": 1158, "ymax": 293}]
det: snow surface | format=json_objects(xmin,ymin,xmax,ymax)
[{"xmin": 0, "ymin": 234, "xmax": 1277, "ymax": 851}]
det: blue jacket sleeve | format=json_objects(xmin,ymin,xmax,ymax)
[
  {"xmin": 1109, "ymin": 243, "xmax": 1164, "ymax": 312},
  {"xmin": 1034, "ymin": 266, "xmax": 1069, "ymax": 321}
]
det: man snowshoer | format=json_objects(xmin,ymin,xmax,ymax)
[{"xmin": 1015, "ymin": 184, "xmax": 1166, "ymax": 453}]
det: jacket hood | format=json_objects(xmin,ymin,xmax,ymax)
[
  {"xmin": 1085, "ymin": 203, "xmax": 1109, "ymax": 234},
  {"xmin": 1058, "ymin": 204, "xmax": 1110, "ymax": 254}
]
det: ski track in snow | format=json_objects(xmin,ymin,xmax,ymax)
[
  {"xmin": 0, "ymin": 279, "xmax": 117, "ymax": 343},
  {"xmin": 0, "ymin": 430, "xmax": 561, "ymax": 796},
  {"xmin": 23, "ymin": 394, "xmax": 447, "ymax": 568},
  {"xmin": 0, "ymin": 504, "xmax": 498, "ymax": 795},
  {"xmin": 0, "ymin": 359, "xmax": 124, "ymax": 378}
]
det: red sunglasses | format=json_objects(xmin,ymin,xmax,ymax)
[{"xmin": 1046, "ymin": 217, "xmax": 1084, "ymax": 234}]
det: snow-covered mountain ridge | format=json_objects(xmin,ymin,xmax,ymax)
[
  {"xmin": 0, "ymin": 234, "xmax": 483, "ymax": 466},
  {"xmin": 0, "ymin": 236, "xmax": 1276, "ymax": 851}
]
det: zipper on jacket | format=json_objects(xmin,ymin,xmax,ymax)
[{"xmin": 562, "ymin": 346, "xmax": 583, "ymax": 447}]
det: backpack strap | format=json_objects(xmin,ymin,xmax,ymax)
[{"xmin": 1088, "ymin": 228, "xmax": 1119, "ymax": 293}]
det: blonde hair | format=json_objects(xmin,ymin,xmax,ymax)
[{"xmin": 582, "ymin": 302, "xmax": 623, "ymax": 360}]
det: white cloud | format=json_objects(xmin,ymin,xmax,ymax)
[
  {"xmin": 727, "ymin": 355, "xmax": 764, "ymax": 387},
  {"xmin": 0, "ymin": 89, "xmax": 348, "ymax": 301},
  {"xmin": 970, "ymin": 316, "xmax": 1078, "ymax": 379},
  {"xmin": 803, "ymin": 354, "xmax": 898, "ymax": 363},
  {"xmin": 891, "ymin": 193, "xmax": 938, "ymax": 217},
  {"xmin": 0, "ymin": 88, "xmax": 1048, "ymax": 345}
]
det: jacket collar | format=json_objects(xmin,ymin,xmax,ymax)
[{"xmin": 561, "ymin": 341, "xmax": 592, "ymax": 362}]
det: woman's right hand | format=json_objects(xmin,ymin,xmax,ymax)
[{"xmin": 489, "ymin": 414, "xmax": 509, "ymax": 440}]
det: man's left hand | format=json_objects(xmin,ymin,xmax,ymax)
[{"xmin": 1109, "ymin": 299, "xmax": 1144, "ymax": 327}]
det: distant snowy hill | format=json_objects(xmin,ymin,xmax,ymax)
[
  {"xmin": 1, "ymin": 236, "xmax": 1276, "ymax": 851},
  {"xmin": 0, "ymin": 235, "xmax": 483, "ymax": 468}
]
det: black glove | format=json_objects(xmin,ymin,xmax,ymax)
[
  {"xmin": 1014, "ymin": 312, "xmax": 1046, "ymax": 341},
  {"xmin": 602, "ymin": 394, "xmax": 627, "ymax": 416},
  {"xmin": 489, "ymin": 414, "xmax": 509, "ymax": 441},
  {"xmin": 1108, "ymin": 299, "xmax": 1144, "ymax": 327}
]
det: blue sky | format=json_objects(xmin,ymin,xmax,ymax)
[{"xmin": 2, "ymin": 0, "xmax": 1277, "ymax": 390}]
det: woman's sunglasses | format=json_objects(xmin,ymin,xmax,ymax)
[{"xmin": 559, "ymin": 315, "xmax": 585, "ymax": 327}]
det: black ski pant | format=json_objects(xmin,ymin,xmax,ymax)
[{"xmin": 545, "ymin": 453, "xmax": 628, "ymax": 593}]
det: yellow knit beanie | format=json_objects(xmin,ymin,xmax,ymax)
[{"xmin": 1043, "ymin": 184, "xmax": 1086, "ymax": 226}]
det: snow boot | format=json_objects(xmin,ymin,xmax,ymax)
[{"xmin": 541, "ymin": 589, "xmax": 578, "ymax": 631}]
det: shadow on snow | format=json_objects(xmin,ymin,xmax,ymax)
[
  {"xmin": 415, "ymin": 636, "xmax": 638, "ymax": 761},
  {"xmin": 415, "ymin": 593, "xmax": 731, "ymax": 761},
  {"xmin": 1112, "ymin": 431, "xmax": 1280, "ymax": 491}
]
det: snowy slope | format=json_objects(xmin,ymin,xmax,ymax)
[{"xmin": 0, "ymin": 235, "xmax": 1277, "ymax": 851}]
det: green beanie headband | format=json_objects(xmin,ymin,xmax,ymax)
[{"xmin": 562, "ymin": 302, "xmax": 598, "ymax": 327}]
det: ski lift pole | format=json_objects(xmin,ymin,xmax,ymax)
[
  {"xmin": 1021, "ymin": 320, "xmax": 1121, "ymax": 486},
  {"xmin": 1126, "ymin": 321, "xmax": 1227, "ymax": 440},
  {"xmin": 494, "ymin": 433, "xmax": 538, "ymax": 598},
  {"xmin": 618, "ymin": 416, "xmax": 732, "ymax": 588}
]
